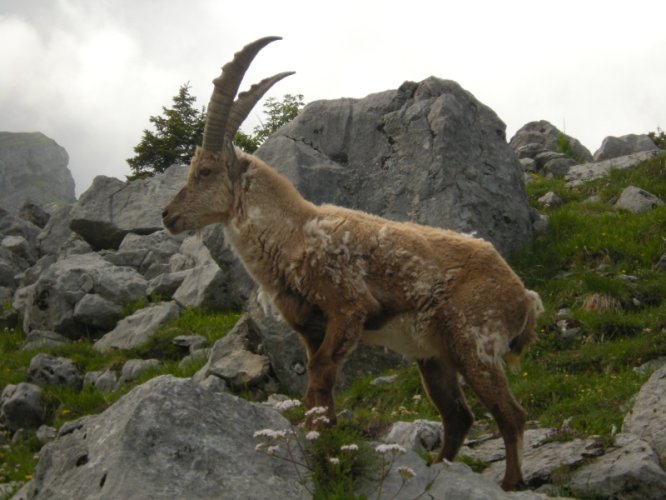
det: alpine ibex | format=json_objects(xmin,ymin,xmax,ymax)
[{"xmin": 162, "ymin": 37, "xmax": 543, "ymax": 491}]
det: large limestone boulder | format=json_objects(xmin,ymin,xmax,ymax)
[
  {"xmin": 0, "ymin": 132, "xmax": 75, "ymax": 213},
  {"xmin": 257, "ymin": 77, "xmax": 532, "ymax": 256},
  {"xmin": 68, "ymin": 165, "xmax": 187, "ymax": 250},
  {"xmin": 14, "ymin": 375, "xmax": 309, "ymax": 500},
  {"xmin": 623, "ymin": 365, "xmax": 666, "ymax": 457}
]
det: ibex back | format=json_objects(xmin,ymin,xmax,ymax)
[{"xmin": 162, "ymin": 37, "xmax": 543, "ymax": 491}]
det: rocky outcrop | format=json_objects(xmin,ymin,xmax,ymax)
[
  {"xmin": 0, "ymin": 132, "xmax": 75, "ymax": 214},
  {"xmin": 13, "ymin": 376, "xmax": 310, "ymax": 500},
  {"xmin": 614, "ymin": 185, "xmax": 664, "ymax": 213},
  {"xmin": 565, "ymin": 149, "xmax": 665, "ymax": 186},
  {"xmin": 257, "ymin": 77, "xmax": 532, "ymax": 256},
  {"xmin": 510, "ymin": 120, "xmax": 593, "ymax": 177},
  {"xmin": 593, "ymin": 134, "xmax": 659, "ymax": 161}
]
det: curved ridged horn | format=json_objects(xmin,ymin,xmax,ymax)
[
  {"xmin": 225, "ymin": 71, "xmax": 295, "ymax": 140},
  {"xmin": 202, "ymin": 36, "xmax": 282, "ymax": 153}
]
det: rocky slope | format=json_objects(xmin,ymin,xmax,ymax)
[{"xmin": 1, "ymin": 78, "xmax": 665, "ymax": 498}]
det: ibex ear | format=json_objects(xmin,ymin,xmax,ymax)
[{"xmin": 224, "ymin": 140, "xmax": 247, "ymax": 183}]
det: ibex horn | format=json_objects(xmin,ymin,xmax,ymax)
[{"xmin": 202, "ymin": 36, "xmax": 284, "ymax": 153}]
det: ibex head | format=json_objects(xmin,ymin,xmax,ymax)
[{"xmin": 162, "ymin": 36, "xmax": 293, "ymax": 234}]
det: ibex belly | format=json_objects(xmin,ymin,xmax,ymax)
[{"xmin": 361, "ymin": 313, "xmax": 437, "ymax": 360}]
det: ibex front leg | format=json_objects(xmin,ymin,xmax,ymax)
[{"xmin": 304, "ymin": 310, "xmax": 364, "ymax": 428}]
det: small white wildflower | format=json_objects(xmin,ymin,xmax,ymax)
[
  {"xmin": 329, "ymin": 457, "xmax": 340, "ymax": 465},
  {"xmin": 304, "ymin": 406, "xmax": 328, "ymax": 417},
  {"xmin": 312, "ymin": 415, "xmax": 330, "ymax": 425},
  {"xmin": 305, "ymin": 431, "xmax": 320, "ymax": 441},
  {"xmin": 412, "ymin": 394, "xmax": 422, "ymax": 402},
  {"xmin": 255, "ymin": 443, "xmax": 267, "ymax": 451},
  {"xmin": 266, "ymin": 445, "xmax": 280, "ymax": 455},
  {"xmin": 274, "ymin": 399, "xmax": 302, "ymax": 412},
  {"xmin": 397, "ymin": 466, "xmax": 416, "ymax": 479},
  {"xmin": 253, "ymin": 429, "xmax": 287, "ymax": 440},
  {"xmin": 340, "ymin": 444, "xmax": 359, "ymax": 452},
  {"xmin": 375, "ymin": 443, "xmax": 407, "ymax": 455}
]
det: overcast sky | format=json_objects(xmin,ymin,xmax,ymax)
[{"xmin": 1, "ymin": 0, "xmax": 665, "ymax": 196}]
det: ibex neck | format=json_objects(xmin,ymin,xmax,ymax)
[{"xmin": 224, "ymin": 156, "xmax": 316, "ymax": 292}]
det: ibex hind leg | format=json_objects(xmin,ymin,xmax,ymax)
[
  {"xmin": 454, "ymin": 343, "xmax": 527, "ymax": 491},
  {"xmin": 416, "ymin": 357, "xmax": 473, "ymax": 462}
]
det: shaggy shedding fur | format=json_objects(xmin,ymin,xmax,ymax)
[{"xmin": 162, "ymin": 37, "xmax": 543, "ymax": 491}]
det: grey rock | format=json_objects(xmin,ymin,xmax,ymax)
[
  {"xmin": 460, "ymin": 428, "xmax": 555, "ymax": 464},
  {"xmin": 257, "ymin": 77, "xmax": 532, "ymax": 257},
  {"xmin": 370, "ymin": 374, "xmax": 398, "ymax": 386},
  {"xmin": 2, "ymin": 235, "xmax": 37, "ymax": 265},
  {"xmin": 146, "ymin": 270, "xmax": 189, "ymax": 298},
  {"xmin": 103, "ymin": 230, "xmax": 183, "ymax": 279},
  {"xmin": 510, "ymin": 121, "xmax": 593, "ymax": 163},
  {"xmin": 520, "ymin": 157, "xmax": 537, "ymax": 172},
  {"xmin": 194, "ymin": 315, "xmax": 271, "ymax": 390},
  {"xmin": 0, "ymin": 132, "xmax": 75, "ymax": 214},
  {"xmin": 27, "ymin": 353, "xmax": 83, "ymax": 390},
  {"xmin": 483, "ymin": 436, "xmax": 604, "ymax": 487},
  {"xmin": 16, "ymin": 375, "xmax": 309, "ymax": 500},
  {"xmin": 172, "ymin": 334, "xmax": 207, "ymax": 354},
  {"xmin": 623, "ymin": 365, "xmax": 666, "ymax": 456},
  {"xmin": 0, "ymin": 382, "xmax": 47, "ymax": 432},
  {"xmin": 84, "ymin": 369, "xmax": 118, "ymax": 394},
  {"xmin": 566, "ymin": 150, "xmax": 665, "ymax": 186},
  {"xmin": 22, "ymin": 253, "xmax": 147, "ymax": 338},
  {"xmin": 594, "ymin": 134, "xmax": 659, "ymax": 161},
  {"xmin": 35, "ymin": 204, "xmax": 74, "ymax": 257},
  {"xmin": 247, "ymin": 290, "xmax": 408, "ymax": 395},
  {"xmin": 357, "ymin": 448, "xmax": 548, "ymax": 500},
  {"xmin": 614, "ymin": 185, "xmax": 664, "ymax": 213},
  {"xmin": 68, "ymin": 165, "xmax": 187, "ymax": 250},
  {"xmin": 634, "ymin": 356, "xmax": 666, "ymax": 375},
  {"xmin": 537, "ymin": 192, "xmax": 563, "ymax": 208},
  {"xmin": 94, "ymin": 301, "xmax": 181, "ymax": 352},
  {"xmin": 16, "ymin": 254, "xmax": 56, "ymax": 289},
  {"xmin": 382, "ymin": 419, "xmax": 443, "ymax": 454},
  {"xmin": 36, "ymin": 425, "xmax": 57, "ymax": 445},
  {"xmin": 200, "ymin": 225, "xmax": 254, "ymax": 297},
  {"xmin": 17, "ymin": 202, "xmax": 50, "ymax": 229},
  {"xmin": 21, "ymin": 330, "xmax": 68, "ymax": 351},
  {"xmin": 72, "ymin": 293, "xmax": 122, "ymax": 331},
  {"xmin": 569, "ymin": 433, "xmax": 666, "ymax": 499},
  {"xmin": 118, "ymin": 359, "xmax": 161, "ymax": 386},
  {"xmin": 173, "ymin": 263, "xmax": 236, "ymax": 310}
]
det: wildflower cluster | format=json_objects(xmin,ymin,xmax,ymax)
[{"xmin": 254, "ymin": 401, "xmax": 418, "ymax": 498}]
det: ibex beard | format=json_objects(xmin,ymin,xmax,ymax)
[{"xmin": 162, "ymin": 36, "xmax": 543, "ymax": 491}]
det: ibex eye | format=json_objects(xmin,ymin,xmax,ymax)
[{"xmin": 199, "ymin": 168, "xmax": 212, "ymax": 177}]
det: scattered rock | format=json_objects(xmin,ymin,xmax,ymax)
[
  {"xmin": 0, "ymin": 382, "xmax": 47, "ymax": 432},
  {"xmin": 93, "ymin": 301, "xmax": 181, "ymax": 352},
  {"xmin": 36, "ymin": 425, "xmax": 57, "ymax": 445},
  {"xmin": 569, "ymin": 433, "xmax": 666, "ymax": 499},
  {"xmin": 565, "ymin": 150, "xmax": 664, "ymax": 186},
  {"xmin": 117, "ymin": 359, "xmax": 161, "ymax": 386},
  {"xmin": 17, "ymin": 202, "xmax": 50, "ymax": 229},
  {"xmin": 194, "ymin": 315, "xmax": 272, "ymax": 390},
  {"xmin": 27, "ymin": 353, "xmax": 83, "ymax": 391},
  {"xmin": 72, "ymin": 293, "xmax": 122, "ymax": 331},
  {"xmin": 21, "ymin": 253, "xmax": 148, "ymax": 338},
  {"xmin": 537, "ymin": 191, "xmax": 563, "ymax": 208},
  {"xmin": 370, "ymin": 375, "xmax": 398, "ymax": 386},
  {"xmin": 614, "ymin": 185, "xmax": 664, "ymax": 213},
  {"xmin": 510, "ymin": 120, "xmax": 593, "ymax": 164},
  {"xmin": 84, "ymin": 369, "xmax": 118, "ymax": 394},
  {"xmin": 382, "ymin": 419, "xmax": 442, "ymax": 454},
  {"xmin": 20, "ymin": 330, "xmax": 68, "ymax": 351}
]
